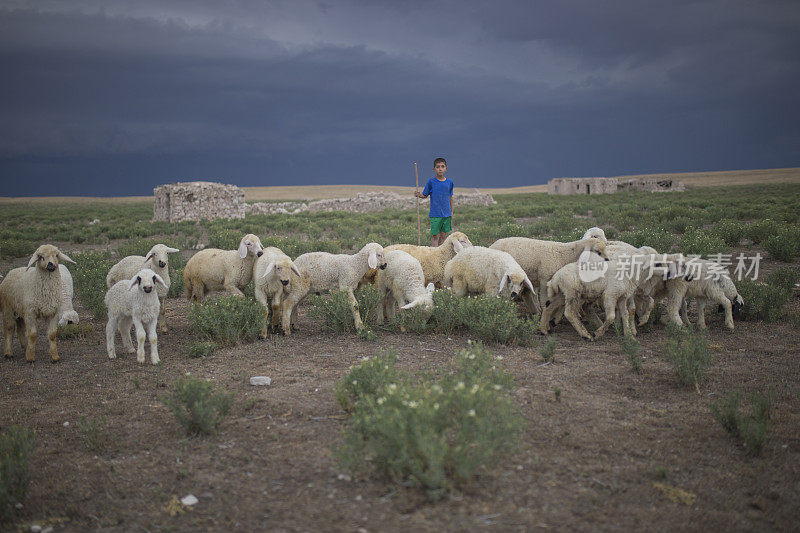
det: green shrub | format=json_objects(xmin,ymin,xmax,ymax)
[
  {"xmin": 208, "ymin": 229, "xmax": 243, "ymax": 250},
  {"xmin": 710, "ymin": 390, "xmax": 772, "ymax": 456},
  {"xmin": 662, "ymin": 325, "xmax": 712, "ymax": 393},
  {"xmin": 306, "ymin": 286, "xmax": 383, "ymax": 334},
  {"xmin": 78, "ymin": 416, "xmax": 110, "ymax": 452},
  {"xmin": 188, "ymin": 295, "xmax": 265, "ymax": 345},
  {"xmin": 766, "ymin": 267, "xmax": 799, "ymax": 291},
  {"xmin": 735, "ymin": 280, "xmax": 791, "ymax": 322},
  {"xmin": 620, "ymin": 335, "xmax": 643, "ymax": 373},
  {"xmin": 0, "ymin": 238, "xmax": 36, "ymax": 259},
  {"xmin": 539, "ymin": 335, "xmax": 557, "ymax": 363},
  {"xmin": 680, "ymin": 228, "xmax": 730, "ymax": 258},
  {"xmin": 763, "ymin": 229, "xmax": 800, "ymax": 262},
  {"xmin": 618, "ymin": 228, "xmax": 675, "ymax": 253},
  {"xmin": 0, "ymin": 426, "xmax": 35, "ymax": 523},
  {"xmin": 187, "ymin": 341, "xmax": 217, "ymax": 358},
  {"xmin": 711, "ymin": 219, "xmax": 746, "ymax": 247},
  {"xmin": 335, "ymin": 350, "xmax": 404, "ymax": 413},
  {"xmin": 745, "ymin": 219, "xmax": 783, "ymax": 244},
  {"xmin": 388, "ymin": 305, "xmax": 433, "ymax": 333},
  {"xmin": 166, "ymin": 253, "xmax": 187, "ymax": 298},
  {"xmin": 72, "ymin": 250, "xmax": 115, "ymax": 320},
  {"xmin": 163, "ymin": 376, "xmax": 234, "ymax": 436},
  {"xmin": 56, "ymin": 322, "xmax": 94, "ymax": 339},
  {"xmin": 336, "ymin": 343, "xmax": 524, "ymax": 500}
]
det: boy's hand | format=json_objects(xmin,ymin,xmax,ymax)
[{"xmin": 414, "ymin": 191, "xmax": 425, "ymax": 198}]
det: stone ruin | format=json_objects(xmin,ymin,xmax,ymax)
[
  {"xmin": 547, "ymin": 176, "xmax": 685, "ymax": 195},
  {"xmin": 153, "ymin": 181, "xmax": 245, "ymax": 222},
  {"xmin": 246, "ymin": 190, "xmax": 496, "ymax": 216}
]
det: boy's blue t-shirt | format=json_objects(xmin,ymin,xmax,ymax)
[{"xmin": 422, "ymin": 177, "xmax": 454, "ymax": 217}]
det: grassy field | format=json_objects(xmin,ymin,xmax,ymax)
[{"xmin": 0, "ymin": 176, "xmax": 799, "ymax": 531}]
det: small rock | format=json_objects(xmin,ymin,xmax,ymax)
[
  {"xmin": 181, "ymin": 494, "xmax": 199, "ymax": 506},
  {"xmin": 30, "ymin": 525, "xmax": 42, "ymax": 533},
  {"xmin": 250, "ymin": 376, "xmax": 271, "ymax": 386},
  {"xmin": 62, "ymin": 421, "xmax": 69, "ymax": 427},
  {"xmin": 337, "ymin": 473, "xmax": 352, "ymax": 482},
  {"xmin": 14, "ymin": 502, "xmax": 23, "ymax": 510},
  {"xmin": 89, "ymin": 218, "xmax": 100, "ymax": 225}
]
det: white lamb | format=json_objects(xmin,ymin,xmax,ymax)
[
  {"xmin": 442, "ymin": 246, "xmax": 537, "ymax": 312},
  {"xmin": 0, "ymin": 244, "xmax": 75, "ymax": 363},
  {"xmin": 253, "ymin": 247, "xmax": 301, "ymax": 337},
  {"xmin": 582, "ymin": 227, "xmax": 608, "ymax": 243},
  {"xmin": 665, "ymin": 258, "xmax": 743, "ymax": 331},
  {"xmin": 489, "ymin": 236, "xmax": 609, "ymax": 311},
  {"xmin": 58, "ymin": 264, "xmax": 79, "ymax": 326},
  {"xmin": 106, "ymin": 243, "xmax": 180, "ymax": 333},
  {"xmin": 373, "ymin": 250, "xmax": 435, "ymax": 324},
  {"xmin": 183, "ymin": 234, "xmax": 264, "ymax": 301},
  {"xmin": 105, "ymin": 268, "xmax": 167, "ymax": 364},
  {"xmin": 279, "ymin": 243, "xmax": 387, "ymax": 335},
  {"xmin": 382, "ymin": 231, "xmax": 473, "ymax": 287}
]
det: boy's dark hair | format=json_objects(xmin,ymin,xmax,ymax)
[{"xmin": 433, "ymin": 157, "xmax": 447, "ymax": 167}]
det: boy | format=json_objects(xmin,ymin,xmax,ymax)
[{"xmin": 414, "ymin": 157, "xmax": 454, "ymax": 247}]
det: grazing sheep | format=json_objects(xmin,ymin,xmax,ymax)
[
  {"xmin": 279, "ymin": 243, "xmax": 387, "ymax": 334},
  {"xmin": 106, "ymin": 244, "xmax": 180, "ymax": 333},
  {"xmin": 490, "ymin": 236, "xmax": 609, "ymax": 310},
  {"xmin": 665, "ymin": 258, "xmax": 743, "ymax": 331},
  {"xmin": 382, "ymin": 231, "xmax": 473, "ymax": 288},
  {"xmin": 0, "ymin": 244, "xmax": 75, "ymax": 363},
  {"xmin": 58, "ymin": 264, "xmax": 79, "ymax": 326},
  {"xmin": 105, "ymin": 268, "xmax": 167, "ymax": 364},
  {"xmin": 373, "ymin": 250, "xmax": 435, "ymax": 324},
  {"xmin": 253, "ymin": 247, "xmax": 301, "ymax": 337},
  {"xmin": 582, "ymin": 227, "xmax": 608, "ymax": 243},
  {"xmin": 443, "ymin": 246, "xmax": 537, "ymax": 311},
  {"xmin": 183, "ymin": 234, "xmax": 264, "ymax": 302}
]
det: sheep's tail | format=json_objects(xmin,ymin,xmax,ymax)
[
  {"xmin": 546, "ymin": 279, "xmax": 558, "ymax": 300},
  {"xmin": 183, "ymin": 270, "xmax": 193, "ymax": 300}
]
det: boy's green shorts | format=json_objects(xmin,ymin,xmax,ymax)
[{"xmin": 430, "ymin": 216, "xmax": 452, "ymax": 235}]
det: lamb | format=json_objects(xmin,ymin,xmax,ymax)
[
  {"xmin": 382, "ymin": 231, "xmax": 473, "ymax": 288},
  {"xmin": 0, "ymin": 244, "xmax": 75, "ymax": 363},
  {"xmin": 373, "ymin": 250, "xmax": 435, "ymax": 324},
  {"xmin": 279, "ymin": 243, "xmax": 387, "ymax": 335},
  {"xmin": 106, "ymin": 244, "xmax": 180, "ymax": 333},
  {"xmin": 58, "ymin": 264, "xmax": 79, "ymax": 326},
  {"xmin": 582, "ymin": 227, "xmax": 608, "ymax": 242},
  {"xmin": 665, "ymin": 258, "xmax": 743, "ymax": 331},
  {"xmin": 442, "ymin": 246, "xmax": 537, "ymax": 311},
  {"xmin": 183, "ymin": 234, "xmax": 264, "ymax": 302},
  {"xmin": 489, "ymin": 236, "xmax": 609, "ymax": 310},
  {"xmin": 105, "ymin": 268, "xmax": 167, "ymax": 364},
  {"xmin": 253, "ymin": 247, "xmax": 301, "ymax": 338}
]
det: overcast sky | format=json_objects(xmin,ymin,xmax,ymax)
[{"xmin": 0, "ymin": 0, "xmax": 798, "ymax": 196}]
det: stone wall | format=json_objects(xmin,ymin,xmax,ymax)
[
  {"xmin": 547, "ymin": 176, "xmax": 685, "ymax": 195},
  {"xmin": 617, "ymin": 177, "xmax": 686, "ymax": 193},
  {"xmin": 153, "ymin": 181, "xmax": 245, "ymax": 222}
]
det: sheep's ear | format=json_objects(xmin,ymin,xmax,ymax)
[
  {"xmin": 261, "ymin": 262, "xmax": 275, "ymax": 278},
  {"xmin": 401, "ymin": 300, "xmax": 418, "ymax": 310},
  {"xmin": 57, "ymin": 251, "xmax": 76, "ymax": 265},
  {"xmin": 291, "ymin": 262, "xmax": 301, "ymax": 277},
  {"xmin": 238, "ymin": 240, "xmax": 249, "ymax": 259},
  {"xmin": 524, "ymin": 277, "xmax": 535, "ymax": 294},
  {"xmin": 128, "ymin": 275, "xmax": 142, "ymax": 291},
  {"xmin": 153, "ymin": 273, "xmax": 168, "ymax": 288},
  {"xmin": 165, "ymin": 247, "xmax": 180, "ymax": 253},
  {"xmin": 27, "ymin": 254, "xmax": 39, "ymax": 269},
  {"xmin": 144, "ymin": 251, "xmax": 156, "ymax": 264},
  {"xmin": 368, "ymin": 250, "xmax": 378, "ymax": 269},
  {"xmin": 426, "ymin": 282, "xmax": 435, "ymax": 294},
  {"xmin": 498, "ymin": 272, "xmax": 509, "ymax": 294},
  {"xmin": 452, "ymin": 239, "xmax": 463, "ymax": 253}
]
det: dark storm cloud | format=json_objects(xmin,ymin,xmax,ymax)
[{"xmin": 0, "ymin": 1, "xmax": 797, "ymax": 196}]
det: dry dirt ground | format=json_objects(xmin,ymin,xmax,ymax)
[{"xmin": 2, "ymin": 265, "xmax": 799, "ymax": 532}]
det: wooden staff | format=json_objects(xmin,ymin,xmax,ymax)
[{"xmin": 414, "ymin": 162, "xmax": 421, "ymax": 246}]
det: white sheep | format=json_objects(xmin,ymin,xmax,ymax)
[
  {"xmin": 0, "ymin": 244, "xmax": 75, "ymax": 363},
  {"xmin": 105, "ymin": 268, "xmax": 167, "ymax": 364},
  {"xmin": 279, "ymin": 243, "xmax": 387, "ymax": 334},
  {"xmin": 382, "ymin": 231, "xmax": 473, "ymax": 288},
  {"xmin": 183, "ymin": 234, "xmax": 264, "ymax": 301},
  {"xmin": 58, "ymin": 264, "xmax": 79, "ymax": 326},
  {"xmin": 665, "ymin": 258, "xmax": 743, "ymax": 331},
  {"xmin": 582, "ymin": 227, "xmax": 608, "ymax": 242},
  {"xmin": 489, "ymin": 236, "xmax": 609, "ymax": 311},
  {"xmin": 253, "ymin": 247, "xmax": 301, "ymax": 337},
  {"xmin": 442, "ymin": 246, "xmax": 537, "ymax": 312},
  {"xmin": 373, "ymin": 250, "xmax": 435, "ymax": 324},
  {"xmin": 106, "ymin": 243, "xmax": 180, "ymax": 333}
]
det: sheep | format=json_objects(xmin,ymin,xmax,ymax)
[
  {"xmin": 0, "ymin": 244, "xmax": 75, "ymax": 363},
  {"xmin": 372, "ymin": 250, "xmax": 435, "ymax": 324},
  {"xmin": 665, "ymin": 258, "xmax": 743, "ymax": 331},
  {"xmin": 541, "ymin": 253, "xmax": 688, "ymax": 340},
  {"xmin": 279, "ymin": 243, "xmax": 387, "ymax": 335},
  {"xmin": 58, "ymin": 264, "xmax": 79, "ymax": 326},
  {"xmin": 442, "ymin": 246, "xmax": 537, "ymax": 311},
  {"xmin": 382, "ymin": 231, "xmax": 473, "ymax": 288},
  {"xmin": 253, "ymin": 247, "xmax": 301, "ymax": 338},
  {"xmin": 183, "ymin": 234, "xmax": 264, "ymax": 302},
  {"xmin": 582, "ymin": 227, "xmax": 608, "ymax": 242},
  {"xmin": 489, "ymin": 236, "xmax": 609, "ymax": 311},
  {"xmin": 106, "ymin": 244, "xmax": 180, "ymax": 333},
  {"xmin": 105, "ymin": 268, "xmax": 167, "ymax": 364}
]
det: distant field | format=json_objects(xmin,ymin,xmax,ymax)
[{"xmin": 1, "ymin": 167, "xmax": 798, "ymax": 203}]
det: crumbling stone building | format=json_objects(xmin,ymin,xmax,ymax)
[
  {"xmin": 153, "ymin": 181, "xmax": 245, "ymax": 222},
  {"xmin": 547, "ymin": 176, "xmax": 685, "ymax": 195}
]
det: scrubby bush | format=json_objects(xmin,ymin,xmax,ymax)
[
  {"xmin": 763, "ymin": 229, "xmax": 800, "ymax": 262},
  {"xmin": 735, "ymin": 280, "xmax": 791, "ymax": 322},
  {"xmin": 188, "ymin": 295, "xmax": 264, "ymax": 345},
  {"xmin": 711, "ymin": 219, "xmax": 746, "ymax": 247},
  {"xmin": 387, "ymin": 305, "xmax": 433, "ymax": 333},
  {"xmin": 336, "ymin": 343, "xmax": 524, "ymax": 500},
  {"xmin": 0, "ymin": 426, "xmax": 35, "ymax": 523},
  {"xmin": 539, "ymin": 335, "xmax": 557, "ymax": 363},
  {"xmin": 56, "ymin": 322, "xmax": 94, "ymax": 339},
  {"xmin": 187, "ymin": 341, "xmax": 217, "ymax": 358},
  {"xmin": 72, "ymin": 250, "xmax": 115, "ymax": 320},
  {"xmin": 0, "ymin": 238, "xmax": 36, "ymax": 259},
  {"xmin": 79, "ymin": 416, "xmax": 110, "ymax": 452},
  {"xmin": 766, "ymin": 267, "xmax": 799, "ymax": 291},
  {"xmin": 745, "ymin": 219, "xmax": 784, "ymax": 244},
  {"xmin": 306, "ymin": 286, "xmax": 384, "ymax": 334},
  {"xmin": 710, "ymin": 390, "xmax": 773, "ymax": 456},
  {"xmin": 620, "ymin": 335, "xmax": 643, "ymax": 373},
  {"xmin": 680, "ymin": 228, "xmax": 730, "ymax": 258},
  {"xmin": 618, "ymin": 228, "xmax": 675, "ymax": 253},
  {"xmin": 662, "ymin": 325, "xmax": 712, "ymax": 393},
  {"xmin": 335, "ymin": 350, "xmax": 404, "ymax": 413},
  {"xmin": 163, "ymin": 376, "xmax": 234, "ymax": 436}
]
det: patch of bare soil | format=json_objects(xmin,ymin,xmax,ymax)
[{"xmin": 2, "ymin": 282, "xmax": 799, "ymax": 532}]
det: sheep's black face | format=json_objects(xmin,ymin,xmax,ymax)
[
  {"xmin": 732, "ymin": 298, "xmax": 743, "ymax": 319},
  {"xmin": 281, "ymin": 279, "xmax": 289, "ymax": 286},
  {"xmin": 257, "ymin": 251, "xmax": 263, "ymax": 257},
  {"xmin": 158, "ymin": 260, "xmax": 166, "ymax": 268},
  {"xmin": 143, "ymin": 286, "xmax": 153, "ymax": 293},
  {"xmin": 379, "ymin": 263, "xmax": 387, "ymax": 270},
  {"xmin": 46, "ymin": 262, "xmax": 56, "ymax": 272}
]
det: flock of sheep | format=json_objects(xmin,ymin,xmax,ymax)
[{"xmin": 0, "ymin": 226, "xmax": 744, "ymax": 366}]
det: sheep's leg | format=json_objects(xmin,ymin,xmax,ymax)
[
  {"xmin": 564, "ymin": 297, "xmax": 593, "ymax": 341},
  {"xmin": 375, "ymin": 295, "xmax": 386, "ymax": 325},
  {"xmin": 106, "ymin": 316, "xmax": 118, "ymax": 359},
  {"xmin": 539, "ymin": 299, "xmax": 555, "ymax": 334},
  {"xmin": 587, "ymin": 304, "xmax": 604, "ymax": 330},
  {"xmin": 719, "ymin": 298, "xmax": 734, "ymax": 331},
  {"xmin": 637, "ymin": 295, "xmax": 655, "ymax": 325},
  {"xmin": 696, "ymin": 298, "xmax": 707, "ymax": 329},
  {"xmin": 281, "ymin": 298, "xmax": 296, "ymax": 336},
  {"xmin": 593, "ymin": 296, "xmax": 618, "ymax": 340},
  {"xmin": 147, "ymin": 320, "xmax": 160, "ymax": 365},
  {"xmin": 3, "ymin": 312, "xmax": 17, "ymax": 357},
  {"xmin": 15, "ymin": 317, "xmax": 27, "ymax": 351},
  {"xmin": 24, "ymin": 311, "xmax": 37, "ymax": 362},
  {"xmin": 619, "ymin": 299, "xmax": 633, "ymax": 337},
  {"xmin": 223, "ymin": 278, "xmax": 245, "ymax": 297},
  {"xmin": 450, "ymin": 276, "xmax": 467, "ymax": 298},
  {"xmin": 539, "ymin": 282, "xmax": 549, "ymax": 310},
  {"xmin": 46, "ymin": 316, "xmax": 59, "ymax": 363},
  {"xmin": 626, "ymin": 297, "xmax": 637, "ymax": 336},
  {"xmin": 666, "ymin": 287, "xmax": 687, "ymax": 326},
  {"xmin": 133, "ymin": 320, "xmax": 146, "ymax": 364},
  {"xmin": 158, "ymin": 297, "xmax": 167, "ymax": 334},
  {"xmin": 385, "ymin": 292, "xmax": 399, "ymax": 323},
  {"xmin": 680, "ymin": 298, "xmax": 691, "ymax": 326},
  {"xmin": 119, "ymin": 317, "xmax": 135, "ymax": 353},
  {"xmin": 347, "ymin": 289, "xmax": 364, "ymax": 331}
]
